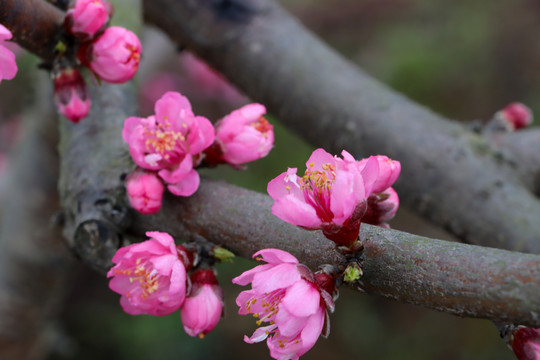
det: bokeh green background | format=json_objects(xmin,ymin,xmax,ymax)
[{"xmin": 30, "ymin": 0, "xmax": 540, "ymax": 359}]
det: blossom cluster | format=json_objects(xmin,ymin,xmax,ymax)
[
  {"xmin": 233, "ymin": 249, "xmax": 334, "ymax": 360},
  {"xmin": 123, "ymin": 91, "xmax": 274, "ymax": 214},
  {"xmin": 54, "ymin": 0, "xmax": 141, "ymax": 123},
  {"xmin": 107, "ymin": 231, "xmax": 224, "ymax": 338},
  {"xmin": 268, "ymin": 148, "xmax": 400, "ymax": 246}
]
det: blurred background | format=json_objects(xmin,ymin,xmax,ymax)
[{"xmin": 2, "ymin": 0, "xmax": 538, "ymax": 359}]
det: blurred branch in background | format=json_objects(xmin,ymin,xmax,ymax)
[{"xmin": 0, "ymin": 74, "xmax": 75, "ymax": 360}]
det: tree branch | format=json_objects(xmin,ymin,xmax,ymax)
[
  {"xmin": 58, "ymin": 0, "xmax": 142, "ymax": 273},
  {"xmin": 143, "ymin": 0, "xmax": 540, "ymax": 253},
  {"xmin": 128, "ymin": 179, "xmax": 540, "ymax": 327}
]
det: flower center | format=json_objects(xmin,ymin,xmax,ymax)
[
  {"xmin": 144, "ymin": 120, "xmax": 186, "ymax": 160},
  {"xmin": 251, "ymin": 116, "xmax": 271, "ymax": 134},
  {"xmin": 113, "ymin": 259, "xmax": 160, "ymax": 299},
  {"xmin": 300, "ymin": 162, "xmax": 336, "ymax": 222},
  {"xmin": 246, "ymin": 290, "xmax": 284, "ymax": 326}
]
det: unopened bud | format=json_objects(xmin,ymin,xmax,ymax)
[
  {"xmin": 343, "ymin": 263, "xmax": 363, "ymax": 283},
  {"xmin": 213, "ymin": 246, "xmax": 235, "ymax": 263},
  {"xmin": 53, "ymin": 66, "xmax": 90, "ymax": 123},
  {"xmin": 500, "ymin": 102, "xmax": 533, "ymax": 130}
]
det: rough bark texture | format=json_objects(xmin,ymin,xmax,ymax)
[
  {"xmin": 143, "ymin": 0, "xmax": 540, "ymax": 254},
  {"xmin": 0, "ymin": 76, "xmax": 74, "ymax": 360},
  {"xmin": 58, "ymin": 81, "xmax": 136, "ymax": 273},
  {"xmin": 129, "ymin": 179, "xmax": 540, "ymax": 327}
]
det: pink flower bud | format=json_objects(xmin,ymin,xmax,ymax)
[
  {"xmin": 0, "ymin": 24, "xmax": 17, "ymax": 83},
  {"xmin": 207, "ymin": 103, "xmax": 274, "ymax": 166},
  {"xmin": 80, "ymin": 26, "xmax": 141, "ymax": 84},
  {"xmin": 53, "ymin": 67, "xmax": 91, "ymax": 123},
  {"xmin": 65, "ymin": 0, "xmax": 111, "ymax": 40},
  {"xmin": 107, "ymin": 231, "xmax": 188, "ymax": 316},
  {"xmin": 233, "ymin": 249, "xmax": 333, "ymax": 360},
  {"xmin": 512, "ymin": 327, "xmax": 540, "ymax": 360},
  {"xmin": 362, "ymin": 187, "xmax": 399, "ymax": 228},
  {"xmin": 180, "ymin": 269, "xmax": 224, "ymax": 338},
  {"xmin": 126, "ymin": 169, "xmax": 164, "ymax": 214},
  {"xmin": 500, "ymin": 102, "xmax": 533, "ymax": 130}
]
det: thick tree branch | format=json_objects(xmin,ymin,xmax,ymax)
[
  {"xmin": 58, "ymin": 0, "xmax": 141, "ymax": 273},
  {"xmin": 143, "ymin": 0, "xmax": 540, "ymax": 253},
  {"xmin": 128, "ymin": 180, "xmax": 540, "ymax": 327},
  {"xmin": 0, "ymin": 75, "xmax": 74, "ymax": 360}
]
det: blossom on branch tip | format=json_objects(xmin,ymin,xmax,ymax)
[
  {"xmin": 0, "ymin": 24, "xmax": 17, "ymax": 84},
  {"xmin": 126, "ymin": 169, "xmax": 164, "ymax": 214},
  {"xmin": 500, "ymin": 102, "xmax": 533, "ymax": 130},
  {"xmin": 53, "ymin": 67, "xmax": 90, "ymax": 123},
  {"xmin": 180, "ymin": 269, "xmax": 224, "ymax": 338},
  {"xmin": 267, "ymin": 148, "xmax": 378, "ymax": 247},
  {"xmin": 65, "ymin": 0, "xmax": 112, "ymax": 40},
  {"xmin": 122, "ymin": 91, "xmax": 215, "ymax": 196},
  {"xmin": 512, "ymin": 327, "xmax": 540, "ymax": 360},
  {"xmin": 204, "ymin": 103, "xmax": 274, "ymax": 166},
  {"xmin": 79, "ymin": 26, "xmax": 141, "ymax": 84},
  {"xmin": 107, "ymin": 231, "xmax": 189, "ymax": 316},
  {"xmin": 233, "ymin": 249, "xmax": 334, "ymax": 360}
]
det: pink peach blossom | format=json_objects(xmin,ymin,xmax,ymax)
[
  {"xmin": 358, "ymin": 155, "xmax": 401, "ymax": 194},
  {"xmin": 126, "ymin": 169, "xmax": 164, "ymax": 214},
  {"xmin": 122, "ymin": 91, "xmax": 215, "ymax": 196},
  {"xmin": 65, "ymin": 0, "xmax": 111, "ymax": 40},
  {"xmin": 80, "ymin": 26, "xmax": 141, "ymax": 83},
  {"xmin": 512, "ymin": 327, "xmax": 540, "ymax": 360},
  {"xmin": 501, "ymin": 102, "xmax": 533, "ymax": 130},
  {"xmin": 107, "ymin": 231, "xmax": 189, "ymax": 316},
  {"xmin": 53, "ymin": 67, "xmax": 90, "ymax": 123},
  {"xmin": 205, "ymin": 103, "xmax": 274, "ymax": 166},
  {"xmin": 180, "ymin": 269, "xmax": 224, "ymax": 338},
  {"xmin": 0, "ymin": 24, "xmax": 17, "ymax": 83},
  {"xmin": 233, "ymin": 249, "xmax": 333, "ymax": 360},
  {"xmin": 267, "ymin": 149, "xmax": 378, "ymax": 246}
]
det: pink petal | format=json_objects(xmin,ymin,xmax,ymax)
[
  {"xmin": 271, "ymin": 195, "xmax": 321, "ymax": 228},
  {"xmin": 305, "ymin": 148, "xmax": 335, "ymax": 171},
  {"xmin": 244, "ymin": 324, "xmax": 276, "ymax": 344},
  {"xmin": 281, "ymin": 280, "xmax": 320, "ymax": 317},
  {"xmin": 299, "ymin": 307, "xmax": 325, "ymax": 355},
  {"xmin": 251, "ymin": 263, "xmax": 301, "ymax": 294},
  {"xmin": 274, "ymin": 306, "xmax": 309, "ymax": 337},
  {"xmin": 158, "ymin": 155, "xmax": 193, "ymax": 184},
  {"xmin": 232, "ymin": 264, "xmax": 273, "ymax": 286},
  {"xmin": 167, "ymin": 169, "xmax": 200, "ymax": 196},
  {"xmin": 252, "ymin": 248, "xmax": 299, "ymax": 265}
]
